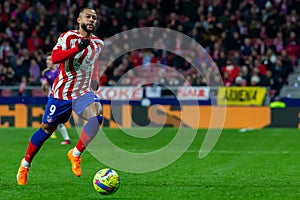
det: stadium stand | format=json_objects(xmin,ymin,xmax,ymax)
[{"xmin": 0, "ymin": 0, "xmax": 299, "ymax": 98}]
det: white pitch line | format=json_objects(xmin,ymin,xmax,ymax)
[
  {"xmin": 89, "ymin": 149, "xmax": 296, "ymax": 154},
  {"xmin": 198, "ymin": 150, "xmax": 292, "ymax": 154}
]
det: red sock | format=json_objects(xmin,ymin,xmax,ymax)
[
  {"xmin": 75, "ymin": 116, "xmax": 100, "ymax": 153},
  {"xmin": 24, "ymin": 141, "xmax": 38, "ymax": 163},
  {"xmin": 75, "ymin": 139, "xmax": 86, "ymax": 153},
  {"xmin": 75, "ymin": 127, "xmax": 91, "ymax": 153},
  {"xmin": 24, "ymin": 128, "xmax": 51, "ymax": 163}
]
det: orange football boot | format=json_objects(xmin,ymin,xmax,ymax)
[
  {"xmin": 67, "ymin": 149, "xmax": 82, "ymax": 177},
  {"xmin": 17, "ymin": 160, "xmax": 30, "ymax": 185}
]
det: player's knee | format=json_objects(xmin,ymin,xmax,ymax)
[
  {"xmin": 81, "ymin": 102, "xmax": 102, "ymax": 120},
  {"xmin": 41, "ymin": 123, "xmax": 57, "ymax": 134},
  {"xmin": 94, "ymin": 102, "xmax": 103, "ymax": 125},
  {"xmin": 95, "ymin": 102, "xmax": 102, "ymax": 116}
]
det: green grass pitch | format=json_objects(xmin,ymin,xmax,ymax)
[{"xmin": 1, "ymin": 127, "xmax": 300, "ymax": 199}]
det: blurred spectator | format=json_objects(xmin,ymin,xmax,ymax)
[
  {"xmin": 28, "ymin": 58, "xmax": 40, "ymax": 85},
  {"xmin": 228, "ymin": 32, "xmax": 242, "ymax": 51},
  {"xmin": 0, "ymin": 0, "xmax": 298, "ymax": 96},
  {"xmin": 231, "ymin": 51, "xmax": 245, "ymax": 67},
  {"xmin": 285, "ymin": 32, "xmax": 299, "ymax": 66},
  {"xmin": 183, "ymin": 74, "xmax": 193, "ymax": 86},
  {"xmin": 223, "ymin": 71, "xmax": 233, "ymax": 86},
  {"xmin": 141, "ymin": 49, "xmax": 155, "ymax": 68},
  {"xmin": 250, "ymin": 75, "xmax": 260, "ymax": 86},
  {"xmin": 129, "ymin": 50, "xmax": 142, "ymax": 67},
  {"xmin": 222, "ymin": 60, "xmax": 239, "ymax": 83},
  {"xmin": 0, "ymin": 64, "xmax": 5, "ymax": 85},
  {"xmin": 260, "ymin": 70, "xmax": 274, "ymax": 87},
  {"xmin": 0, "ymin": 39, "xmax": 13, "ymax": 64},
  {"xmin": 193, "ymin": 75, "xmax": 207, "ymax": 86},
  {"xmin": 5, "ymin": 65, "xmax": 15, "ymax": 85},
  {"xmin": 280, "ymin": 50, "xmax": 293, "ymax": 84},
  {"xmin": 119, "ymin": 70, "xmax": 136, "ymax": 86},
  {"xmin": 271, "ymin": 58, "xmax": 285, "ymax": 91},
  {"xmin": 240, "ymin": 65, "xmax": 251, "ymax": 85},
  {"xmin": 14, "ymin": 57, "xmax": 28, "ymax": 82},
  {"xmin": 18, "ymin": 76, "xmax": 27, "ymax": 96},
  {"xmin": 273, "ymin": 32, "xmax": 284, "ymax": 54},
  {"xmin": 26, "ymin": 30, "xmax": 43, "ymax": 54},
  {"xmin": 265, "ymin": 47, "xmax": 277, "ymax": 68},
  {"xmin": 241, "ymin": 38, "xmax": 253, "ymax": 58},
  {"xmin": 234, "ymin": 73, "xmax": 247, "ymax": 86},
  {"xmin": 216, "ymin": 51, "xmax": 227, "ymax": 71},
  {"xmin": 210, "ymin": 71, "xmax": 223, "ymax": 86},
  {"xmin": 16, "ymin": 31, "xmax": 27, "ymax": 49},
  {"xmin": 107, "ymin": 65, "xmax": 124, "ymax": 86},
  {"xmin": 252, "ymin": 37, "xmax": 266, "ymax": 56}
]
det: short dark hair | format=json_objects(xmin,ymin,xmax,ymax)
[{"xmin": 79, "ymin": 7, "xmax": 95, "ymax": 15}]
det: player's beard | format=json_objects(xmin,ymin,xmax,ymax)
[{"xmin": 81, "ymin": 23, "xmax": 95, "ymax": 34}]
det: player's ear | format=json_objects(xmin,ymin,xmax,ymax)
[{"xmin": 77, "ymin": 17, "xmax": 80, "ymax": 24}]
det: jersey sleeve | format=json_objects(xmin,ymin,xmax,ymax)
[{"xmin": 52, "ymin": 33, "xmax": 80, "ymax": 64}]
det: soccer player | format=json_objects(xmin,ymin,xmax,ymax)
[
  {"xmin": 17, "ymin": 7, "xmax": 104, "ymax": 185},
  {"xmin": 41, "ymin": 52, "xmax": 71, "ymax": 145}
]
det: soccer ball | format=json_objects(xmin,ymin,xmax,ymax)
[{"xmin": 93, "ymin": 168, "xmax": 120, "ymax": 195}]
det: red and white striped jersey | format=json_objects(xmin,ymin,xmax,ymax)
[{"xmin": 51, "ymin": 30, "xmax": 104, "ymax": 100}]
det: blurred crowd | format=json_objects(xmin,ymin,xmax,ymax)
[{"xmin": 0, "ymin": 0, "xmax": 299, "ymax": 97}]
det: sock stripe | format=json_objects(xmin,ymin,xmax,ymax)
[
  {"xmin": 24, "ymin": 128, "xmax": 51, "ymax": 163},
  {"xmin": 75, "ymin": 116, "xmax": 101, "ymax": 153}
]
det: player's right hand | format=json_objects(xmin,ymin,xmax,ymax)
[{"xmin": 78, "ymin": 39, "xmax": 90, "ymax": 51}]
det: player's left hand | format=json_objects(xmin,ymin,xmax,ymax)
[
  {"xmin": 78, "ymin": 39, "xmax": 90, "ymax": 51},
  {"xmin": 90, "ymin": 79, "xmax": 99, "ymax": 91}
]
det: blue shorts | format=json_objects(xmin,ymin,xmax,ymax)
[{"xmin": 43, "ymin": 92, "xmax": 101, "ymax": 125}]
